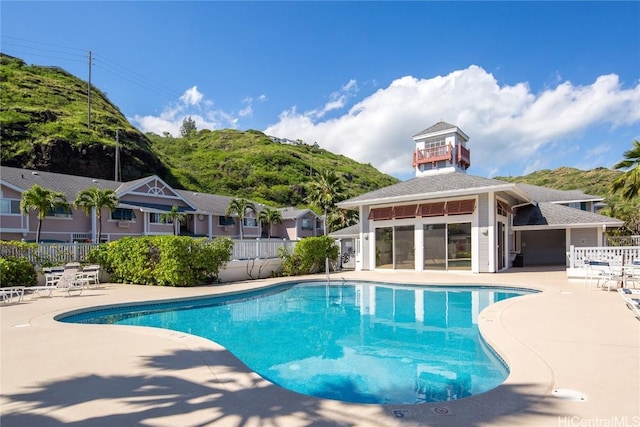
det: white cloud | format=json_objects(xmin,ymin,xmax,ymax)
[
  {"xmin": 180, "ymin": 86, "xmax": 204, "ymax": 106},
  {"xmin": 239, "ymin": 105, "xmax": 253, "ymax": 117},
  {"xmin": 131, "ymin": 86, "xmax": 261, "ymax": 136},
  {"xmin": 264, "ymin": 66, "xmax": 640, "ymax": 178}
]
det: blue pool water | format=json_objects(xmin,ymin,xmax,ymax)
[{"xmin": 60, "ymin": 281, "xmax": 533, "ymax": 404}]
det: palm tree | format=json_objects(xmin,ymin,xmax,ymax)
[
  {"xmin": 73, "ymin": 187, "xmax": 119, "ymax": 243},
  {"xmin": 258, "ymin": 207, "xmax": 283, "ymax": 239},
  {"xmin": 306, "ymin": 170, "xmax": 345, "ymax": 235},
  {"xmin": 327, "ymin": 208, "xmax": 359, "ymax": 232},
  {"xmin": 612, "ymin": 140, "xmax": 640, "ymax": 201},
  {"xmin": 160, "ymin": 205, "xmax": 186, "ymax": 235},
  {"xmin": 226, "ymin": 198, "xmax": 256, "ymax": 239},
  {"xmin": 19, "ymin": 184, "xmax": 68, "ymax": 243}
]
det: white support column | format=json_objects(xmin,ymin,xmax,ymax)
[
  {"xmin": 487, "ymin": 192, "xmax": 496, "ymax": 272},
  {"xmin": 91, "ymin": 206, "xmax": 97, "ymax": 243},
  {"xmin": 414, "ymin": 224, "xmax": 424, "ymax": 271}
]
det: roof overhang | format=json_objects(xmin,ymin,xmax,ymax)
[
  {"xmin": 338, "ymin": 183, "xmax": 526, "ymax": 209},
  {"xmin": 513, "ymin": 221, "xmax": 624, "ymax": 231},
  {"xmin": 118, "ymin": 202, "xmax": 194, "ymax": 214}
]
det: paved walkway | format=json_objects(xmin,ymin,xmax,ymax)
[{"xmin": 1, "ymin": 269, "xmax": 639, "ymax": 426}]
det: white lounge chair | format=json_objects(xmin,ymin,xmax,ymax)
[
  {"xmin": 1, "ymin": 287, "xmax": 25, "ymax": 303},
  {"xmin": 624, "ymin": 260, "xmax": 640, "ymax": 289},
  {"xmin": 31, "ymin": 268, "xmax": 87, "ymax": 297},
  {"xmin": 80, "ymin": 265, "xmax": 101, "ymax": 288},
  {"xmin": 621, "ymin": 296, "xmax": 640, "ymax": 320}
]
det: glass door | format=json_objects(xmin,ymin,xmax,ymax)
[{"xmin": 423, "ymin": 224, "xmax": 446, "ymax": 270}]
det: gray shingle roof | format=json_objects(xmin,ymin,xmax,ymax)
[
  {"xmin": 277, "ymin": 207, "xmax": 321, "ymax": 220},
  {"xmin": 515, "ymin": 183, "xmax": 601, "ymax": 203},
  {"xmin": 338, "ymin": 172, "xmax": 517, "ymax": 207},
  {"xmin": 0, "ymin": 166, "xmax": 269, "ymax": 216},
  {"xmin": 329, "ymin": 223, "xmax": 360, "ymax": 237},
  {"xmin": 413, "ymin": 121, "xmax": 457, "ymax": 137},
  {"xmin": 514, "ymin": 202, "xmax": 623, "ymax": 227},
  {"xmin": 1, "ymin": 166, "xmax": 121, "ymax": 201},
  {"xmin": 176, "ymin": 190, "xmax": 266, "ymax": 216}
]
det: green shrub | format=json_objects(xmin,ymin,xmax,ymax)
[
  {"xmin": 89, "ymin": 236, "xmax": 233, "ymax": 286},
  {"xmin": 0, "ymin": 256, "xmax": 37, "ymax": 287},
  {"xmin": 279, "ymin": 236, "xmax": 338, "ymax": 276}
]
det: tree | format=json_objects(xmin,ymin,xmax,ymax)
[
  {"xmin": 180, "ymin": 116, "xmax": 197, "ymax": 137},
  {"xmin": 327, "ymin": 208, "xmax": 359, "ymax": 232},
  {"xmin": 20, "ymin": 184, "xmax": 68, "ymax": 243},
  {"xmin": 73, "ymin": 187, "xmax": 119, "ymax": 243},
  {"xmin": 226, "ymin": 198, "xmax": 256, "ymax": 240},
  {"xmin": 306, "ymin": 170, "xmax": 345, "ymax": 235},
  {"xmin": 611, "ymin": 140, "xmax": 640, "ymax": 201},
  {"xmin": 160, "ymin": 205, "xmax": 186, "ymax": 236},
  {"xmin": 258, "ymin": 207, "xmax": 283, "ymax": 239}
]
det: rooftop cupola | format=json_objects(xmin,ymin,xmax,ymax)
[{"xmin": 412, "ymin": 121, "xmax": 471, "ymax": 177}]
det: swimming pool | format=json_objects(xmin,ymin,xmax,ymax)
[{"xmin": 59, "ymin": 281, "xmax": 534, "ymax": 404}]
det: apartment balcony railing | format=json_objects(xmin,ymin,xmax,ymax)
[{"xmin": 413, "ymin": 145, "xmax": 452, "ymax": 167}]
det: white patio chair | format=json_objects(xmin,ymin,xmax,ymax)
[
  {"xmin": 625, "ymin": 260, "xmax": 640, "ymax": 289},
  {"xmin": 588, "ymin": 260, "xmax": 620, "ymax": 291},
  {"xmin": 31, "ymin": 268, "xmax": 87, "ymax": 297},
  {"xmin": 80, "ymin": 265, "xmax": 101, "ymax": 288},
  {"xmin": 1, "ymin": 287, "xmax": 25, "ymax": 304}
]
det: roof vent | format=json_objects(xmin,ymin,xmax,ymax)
[
  {"xmin": 32, "ymin": 171, "xmax": 38, "ymax": 175},
  {"xmin": 92, "ymin": 179, "xmax": 98, "ymax": 183}
]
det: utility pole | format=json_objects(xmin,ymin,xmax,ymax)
[
  {"xmin": 115, "ymin": 129, "xmax": 120, "ymax": 182},
  {"xmin": 87, "ymin": 50, "xmax": 92, "ymax": 130}
]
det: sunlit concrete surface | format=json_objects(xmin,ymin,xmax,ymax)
[{"xmin": 2, "ymin": 267, "xmax": 639, "ymax": 426}]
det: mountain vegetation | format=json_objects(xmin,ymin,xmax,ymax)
[
  {"xmin": 0, "ymin": 54, "xmax": 174, "ymax": 184},
  {"xmin": 146, "ymin": 129, "xmax": 399, "ymax": 207},
  {"xmin": 0, "ymin": 53, "xmax": 399, "ymax": 211}
]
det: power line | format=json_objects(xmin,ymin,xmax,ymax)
[
  {"xmin": 1, "ymin": 35, "xmax": 184, "ymax": 103},
  {"xmin": 2, "ymin": 35, "xmax": 86, "ymax": 52}
]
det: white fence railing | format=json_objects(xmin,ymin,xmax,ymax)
[
  {"xmin": 1, "ymin": 239, "xmax": 298, "ymax": 266},
  {"xmin": 567, "ymin": 245, "xmax": 640, "ymax": 269},
  {"xmin": 231, "ymin": 239, "xmax": 297, "ymax": 260}
]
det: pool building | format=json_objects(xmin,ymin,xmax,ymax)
[{"xmin": 336, "ymin": 121, "xmax": 623, "ymax": 273}]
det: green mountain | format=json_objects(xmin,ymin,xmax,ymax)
[
  {"xmin": 0, "ymin": 53, "xmax": 399, "ymax": 207},
  {"xmin": 147, "ymin": 130, "xmax": 399, "ymax": 206},
  {"xmin": 0, "ymin": 54, "xmax": 175, "ymax": 185}
]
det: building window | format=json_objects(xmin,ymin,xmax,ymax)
[
  {"xmin": 218, "ymin": 216, "xmax": 235, "ymax": 226},
  {"xmin": 149, "ymin": 212, "xmax": 168, "ymax": 224},
  {"xmin": 0, "ymin": 199, "xmax": 21, "ymax": 214},
  {"xmin": 568, "ymin": 202, "xmax": 587, "ymax": 211},
  {"xmin": 423, "ymin": 222, "xmax": 472, "ymax": 271},
  {"xmin": 46, "ymin": 206, "xmax": 71, "ymax": 218},
  {"xmin": 375, "ymin": 227, "xmax": 393, "ymax": 268},
  {"xmin": 301, "ymin": 218, "xmax": 314, "ymax": 230},
  {"xmin": 243, "ymin": 217, "xmax": 258, "ymax": 227},
  {"xmin": 111, "ymin": 208, "xmax": 135, "ymax": 221},
  {"xmin": 423, "ymin": 138, "xmax": 446, "ymax": 149},
  {"xmin": 448, "ymin": 223, "xmax": 472, "ymax": 270}
]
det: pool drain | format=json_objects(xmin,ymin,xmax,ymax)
[{"xmin": 552, "ymin": 388, "xmax": 587, "ymax": 401}]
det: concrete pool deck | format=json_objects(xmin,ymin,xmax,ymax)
[{"xmin": 1, "ymin": 268, "xmax": 639, "ymax": 426}]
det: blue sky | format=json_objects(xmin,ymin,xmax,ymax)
[{"xmin": 2, "ymin": 1, "xmax": 639, "ymax": 180}]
